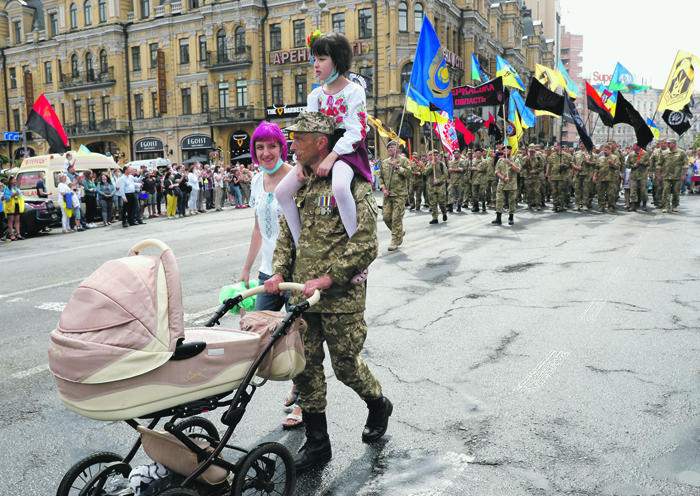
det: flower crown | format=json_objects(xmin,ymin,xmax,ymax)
[{"xmin": 306, "ymin": 29, "xmax": 323, "ymax": 48}]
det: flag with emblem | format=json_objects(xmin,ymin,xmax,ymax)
[
  {"xmin": 557, "ymin": 60, "xmax": 579, "ymax": 99},
  {"xmin": 609, "ymin": 62, "xmax": 649, "ymax": 94},
  {"xmin": 433, "ymin": 110, "xmax": 460, "ymax": 160},
  {"xmin": 405, "ymin": 83, "xmax": 450, "ymax": 126},
  {"xmin": 496, "ymin": 56, "xmax": 524, "ymax": 91},
  {"xmin": 657, "ymin": 50, "xmax": 700, "ymax": 113},
  {"xmin": 25, "ymin": 94, "xmax": 69, "ymax": 153},
  {"xmin": 367, "ymin": 114, "xmax": 406, "ymax": 147},
  {"xmin": 509, "ymin": 90, "xmax": 536, "ymax": 128},
  {"xmin": 662, "ymin": 99, "xmax": 694, "ymax": 136},
  {"xmin": 410, "ymin": 17, "xmax": 453, "ymax": 118},
  {"xmin": 525, "ymin": 77, "xmax": 565, "ymax": 116},
  {"xmin": 585, "ymin": 81, "xmax": 614, "ymax": 127},
  {"xmin": 506, "ymin": 96, "xmax": 523, "ymax": 156},
  {"xmin": 471, "ymin": 54, "xmax": 488, "ymax": 83}
]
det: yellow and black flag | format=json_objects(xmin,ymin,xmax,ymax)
[{"xmin": 657, "ymin": 50, "xmax": 700, "ymax": 113}]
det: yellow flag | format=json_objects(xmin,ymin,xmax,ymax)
[
  {"xmin": 367, "ymin": 115, "xmax": 406, "ymax": 147},
  {"xmin": 657, "ymin": 50, "xmax": 700, "ymax": 112},
  {"xmin": 535, "ymin": 64, "xmax": 560, "ymax": 91},
  {"xmin": 507, "ymin": 109, "xmax": 523, "ymax": 158}
]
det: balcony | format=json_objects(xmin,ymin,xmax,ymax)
[
  {"xmin": 154, "ymin": 5, "xmax": 165, "ymax": 16},
  {"xmin": 171, "ymin": 1, "xmax": 182, "ymax": 14},
  {"xmin": 207, "ymin": 106, "xmax": 264, "ymax": 125},
  {"xmin": 204, "ymin": 46, "xmax": 253, "ymax": 71},
  {"xmin": 59, "ymin": 67, "xmax": 116, "ymax": 91},
  {"xmin": 64, "ymin": 119, "xmax": 130, "ymax": 138},
  {"xmin": 131, "ymin": 113, "xmax": 210, "ymax": 131}
]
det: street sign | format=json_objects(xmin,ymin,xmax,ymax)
[{"xmin": 3, "ymin": 132, "xmax": 19, "ymax": 141}]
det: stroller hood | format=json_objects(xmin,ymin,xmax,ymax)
[{"xmin": 49, "ymin": 247, "xmax": 185, "ymax": 385}]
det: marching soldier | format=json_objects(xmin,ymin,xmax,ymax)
[
  {"xmin": 425, "ymin": 150, "xmax": 448, "ymax": 224},
  {"xmin": 650, "ymin": 140, "xmax": 669, "ymax": 208},
  {"xmin": 522, "ymin": 144, "xmax": 544, "ymax": 210},
  {"xmin": 660, "ymin": 139, "xmax": 688, "ymax": 213},
  {"xmin": 572, "ymin": 143, "xmax": 593, "ymax": 211},
  {"xmin": 628, "ymin": 142, "xmax": 650, "ymax": 212},
  {"xmin": 485, "ymin": 147, "xmax": 499, "ymax": 208},
  {"xmin": 492, "ymin": 146, "xmax": 520, "ymax": 225},
  {"xmin": 593, "ymin": 144, "xmax": 620, "ymax": 212},
  {"xmin": 378, "ymin": 141, "xmax": 411, "ymax": 250},
  {"xmin": 408, "ymin": 154, "xmax": 425, "ymax": 210},
  {"xmin": 470, "ymin": 149, "xmax": 485, "ymax": 212},
  {"xmin": 447, "ymin": 150, "xmax": 466, "ymax": 212},
  {"xmin": 546, "ymin": 142, "xmax": 572, "ymax": 212}
]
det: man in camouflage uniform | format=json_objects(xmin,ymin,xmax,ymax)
[
  {"xmin": 485, "ymin": 148, "xmax": 498, "ymax": 208},
  {"xmin": 266, "ymin": 112, "xmax": 391, "ymax": 472},
  {"xmin": 521, "ymin": 144, "xmax": 543, "ymax": 210},
  {"xmin": 650, "ymin": 141, "xmax": 668, "ymax": 206},
  {"xmin": 378, "ymin": 141, "xmax": 410, "ymax": 250},
  {"xmin": 661, "ymin": 139, "xmax": 688, "ymax": 213},
  {"xmin": 628, "ymin": 142, "xmax": 650, "ymax": 212},
  {"xmin": 425, "ymin": 150, "xmax": 448, "ymax": 224},
  {"xmin": 572, "ymin": 143, "xmax": 594, "ymax": 211},
  {"xmin": 492, "ymin": 146, "xmax": 520, "ymax": 226},
  {"xmin": 470, "ymin": 149, "xmax": 485, "ymax": 212},
  {"xmin": 542, "ymin": 147, "xmax": 553, "ymax": 204},
  {"xmin": 593, "ymin": 144, "xmax": 620, "ymax": 212},
  {"xmin": 408, "ymin": 154, "xmax": 425, "ymax": 210},
  {"xmin": 546, "ymin": 142, "xmax": 572, "ymax": 212},
  {"xmin": 610, "ymin": 141, "xmax": 624, "ymax": 195},
  {"xmin": 447, "ymin": 150, "xmax": 466, "ymax": 212}
]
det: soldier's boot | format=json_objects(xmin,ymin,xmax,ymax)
[
  {"xmin": 457, "ymin": 204, "xmax": 462, "ymax": 212},
  {"xmin": 447, "ymin": 204, "xmax": 454, "ymax": 213},
  {"xmin": 673, "ymin": 206, "xmax": 679, "ymax": 212},
  {"xmin": 363, "ymin": 396, "xmax": 393, "ymax": 443},
  {"xmin": 491, "ymin": 212, "xmax": 502, "ymax": 225},
  {"xmin": 388, "ymin": 239, "xmax": 398, "ymax": 251},
  {"xmin": 630, "ymin": 202, "xmax": 637, "ymax": 212},
  {"xmin": 295, "ymin": 412, "xmax": 332, "ymax": 472},
  {"xmin": 662, "ymin": 208, "xmax": 668, "ymax": 213},
  {"xmin": 508, "ymin": 213, "xmax": 514, "ymax": 225},
  {"xmin": 472, "ymin": 203, "xmax": 480, "ymax": 212},
  {"xmin": 442, "ymin": 212, "xmax": 448, "ymax": 222},
  {"xmin": 398, "ymin": 230, "xmax": 405, "ymax": 246},
  {"xmin": 429, "ymin": 218, "xmax": 438, "ymax": 225},
  {"xmin": 482, "ymin": 202, "xmax": 487, "ymax": 212}
]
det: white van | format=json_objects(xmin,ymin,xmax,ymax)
[{"xmin": 125, "ymin": 158, "xmax": 171, "ymax": 173}]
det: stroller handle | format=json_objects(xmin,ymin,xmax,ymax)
[
  {"xmin": 238, "ymin": 282, "xmax": 321, "ymax": 307},
  {"xmin": 131, "ymin": 239, "xmax": 171, "ymax": 254}
]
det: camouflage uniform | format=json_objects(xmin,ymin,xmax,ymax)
[
  {"xmin": 662, "ymin": 148, "xmax": 688, "ymax": 211},
  {"xmin": 447, "ymin": 157, "xmax": 466, "ymax": 208},
  {"xmin": 496, "ymin": 157, "xmax": 519, "ymax": 214},
  {"xmin": 546, "ymin": 151, "xmax": 572, "ymax": 209},
  {"xmin": 575, "ymin": 151, "xmax": 595, "ymax": 209},
  {"xmin": 408, "ymin": 160, "xmax": 425, "ymax": 209},
  {"xmin": 650, "ymin": 147, "xmax": 668, "ymax": 205},
  {"xmin": 424, "ymin": 160, "xmax": 448, "ymax": 220},
  {"xmin": 471, "ymin": 156, "xmax": 485, "ymax": 209},
  {"xmin": 541, "ymin": 151, "xmax": 552, "ymax": 203},
  {"xmin": 521, "ymin": 152, "xmax": 544, "ymax": 209},
  {"xmin": 629, "ymin": 149, "xmax": 650, "ymax": 205},
  {"xmin": 272, "ymin": 175, "xmax": 382, "ymax": 414},
  {"xmin": 595, "ymin": 153, "xmax": 620, "ymax": 211},
  {"xmin": 485, "ymin": 154, "xmax": 498, "ymax": 207},
  {"xmin": 378, "ymin": 155, "xmax": 410, "ymax": 248}
]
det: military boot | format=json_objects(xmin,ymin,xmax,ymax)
[
  {"xmin": 508, "ymin": 213, "xmax": 514, "ymax": 225},
  {"xmin": 472, "ymin": 203, "xmax": 480, "ymax": 212},
  {"xmin": 295, "ymin": 412, "xmax": 332, "ymax": 472},
  {"xmin": 491, "ymin": 212, "xmax": 502, "ymax": 225},
  {"xmin": 362, "ymin": 396, "xmax": 393, "ymax": 443},
  {"xmin": 457, "ymin": 204, "xmax": 462, "ymax": 212},
  {"xmin": 388, "ymin": 239, "xmax": 398, "ymax": 251},
  {"xmin": 447, "ymin": 204, "xmax": 453, "ymax": 213},
  {"xmin": 482, "ymin": 202, "xmax": 487, "ymax": 212}
]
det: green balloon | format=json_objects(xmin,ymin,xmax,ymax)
[{"xmin": 219, "ymin": 281, "xmax": 258, "ymax": 314}]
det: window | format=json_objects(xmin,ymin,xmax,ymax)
[
  {"xmin": 84, "ymin": 1, "xmax": 92, "ymax": 25},
  {"xmin": 271, "ymin": 78, "xmax": 283, "ymax": 105},
  {"xmin": 45, "ymin": 61, "xmax": 53, "ymax": 83},
  {"xmin": 295, "ymin": 75, "xmax": 306, "ymax": 104},
  {"xmin": 71, "ymin": 54, "xmax": 79, "ymax": 77},
  {"xmin": 235, "ymin": 26, "xmax": 246, "ymax": 53},
  {"xmin": 134, "ymin": 94, "xmax": 144, "ymax": 119},
  {"xmin": 75, "ymin": 100, "xmax": 82, "ymax": 123},
  {"xmin": 400, "ymin": 62, "xmax": 412, "ymax": 93},
  {"xmin": 190, "ymin": 0, "xmax": 199, "ymax": 8},
  {"xmin": 199, "ymin": 35, "xmax": 207, "ymax": 61},
  {"xmin": 102, "ymin": 96, "xmax": 110, "ymax": 120},
  {"xmin": 358, "ymin": 9, "xmax": 372, "ymax": 39},
  {"xmin": 293, "ymin": 20, "xmax": 305, "ymax": 47},
  {"xmin": 70, "ymin": 4, "xmax": 78, "ymax": 28},
  {"xmin": 398, "ymin": 2, "xmax": 407, "ymax": 32},
  {"xmin": 149, "ymin": 43, "xmax": 158, "ymax": 68},
  {"xmin": 179, "ymin": 38, "xmax": 190, "ymax": 64},
  {"xmin": 332, "ymin": 13, "xmax": 345, "ymax": 34},
  {"xmin": 99, "ymin": 0, "xmax": 107, "ymax": 22},
  {"xmin": 270, "ymin": 24, "xmax": 281, "ymax": 51},
  {"xmin": 57, "ymin": 58, "xmax": 62, "ymax": 79},
  {"xmin": 414, "ymin": 3, "xmax": 423, "ymax": 32},
  {"xmin": 152, "ymin": 92, "xmax": 158, "ymax": 117},
  {"xmin": 181, "ymin": 88, "xmax": 191, "ymax": 114},
  {"xmin": 218, "ymin": 83, "xmax": 229, "ymax": 108},
  {"xmin": 85, "ymin": 52, "xmax": 94, "ymax": 81},
  {"xmin": 88, "ymin": 100, "xmax": 96, "ymax": 128},
  {"xmin": 201, "ymin": 86, "xmax": 209, "ymax": 113},
  {"xmin": 132, "ymin": 46, "xmax": 141, "ymax": 72},
  {"xmin": 50, "ymin": 13, "xmax": 59, "ymax": 36},
  {"xmin": 14, "ymin": 21, "xmax": 22, "ymax": 43},
  {"xmin": 9, "ymin": 68, "xmax": 16, "ymax": 89},
  {"xmin": 13, "ymin": 109, "xmax": 20, "ymax": 132},
  {"xmin": 140, "ymin": 0, "xmax": 149, "ymax": 19},
  {"xmin": 99, "ymin": 50, "xmax": 108, "ymax": 73},
  {"xmin": 236, "ymin": 80, "xmax": 247, "ymax": 106}
]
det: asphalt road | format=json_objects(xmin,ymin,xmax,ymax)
[{"xmin": 1, "ymin": 193, "xmax": 699, "ymax": 496}]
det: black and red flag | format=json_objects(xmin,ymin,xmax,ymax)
[
  {"xmin": 585, "ymin": 81, "xmax": 614, "ymax": 127},
  {"xmin": 25, "ymin": 94, "xmax": 69, "ymax": 153}
]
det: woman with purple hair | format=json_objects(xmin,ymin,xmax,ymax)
[{"xmin": 236, "ymin": 122, "xmax": 303, "ymax": 429}]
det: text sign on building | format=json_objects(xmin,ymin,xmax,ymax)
[
  {"xmin": 443, "ymin": 49, "xmax": 464, "ymax": 71},
  {"xmin": 181, "ymin": 134, "xmax": 212, "ymax": 150},
  {"xmin": 135, "ymin": 137, "xmax": 164, "ymax": 153},
  {"xmin": 157, "ymin": 49, "xmax": 167, "ymax": 115},
  {"xmin": 24, "ymin": 71, "xmax": 34, "ymax": 116},
  {"xmin": 351, "ymin": 42, "xmax": 372, "ymax": 56},
  {"xmin": 592, "ymin": 71, "xmax": 613, "ymax": 84},
  {"xmin": 266, "ymin": 105, "xmax": 308, "ymax": 118},
  {"xmin": 270, "ymin": 48, "xmax": 309, "ymax": 65}
]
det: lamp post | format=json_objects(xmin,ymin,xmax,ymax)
[{"xmin": 299, "ymin": 0, "xmax": 329, "ymax": 30}]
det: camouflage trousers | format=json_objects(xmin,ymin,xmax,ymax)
[
  {"xmin": 597, "ymin": 180, "xmax": 618, "ymax": 209},
  {"xmin": 486, "ymin": 179, "xmax": 497, "ymax": 204},
  {"xmin": 295, "ymin": 312, "xmax": 382, "ymax": 414},
  {"xmin": 496, "ymin": 188, "xmax": 517, "ymax": 214},
  {"xmin": 409, "ymin": 180, "xmax": 423, "ymax": 208},
  {"xmin": 662, "ymin": 179, "xmax": 681, "ymax": 209},
  {"xmin": 472, "ymin": 182, "xmax": 485, "ymax": 205},
  {"xmin": 428, "ymin": 184, "xmax": 447, "ymax": 219},
  {"xmin": 448, "ymin": 182, "xmax": 466, "ymax": 205},
  {"xmin": 550, "ymin": 179, "xmax": 568, "ymax": 207},
  {"xmin": 629, "ymin": 176, "xmax": 648, "ymax": 203},
  {"xmin": 382, "ymin": 196, "xmax": 406, "ymax": 243},
  {"xmin": 651, "ymin": 177, "xmax": 661, "ymax": 204},
  {"xmin": 573, "ymin": 176, "xmax": 593, "ymax": 207},
  {"xmin": 523, "ymin": 179, "xmax": 541, "ymax": 207}
]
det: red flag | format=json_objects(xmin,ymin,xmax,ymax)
[
  {"xmin": 486, "ymin": 112, "xmax": 496, "ymax": 128},
  {"xmin": 454, "ymin": 118, "xmax": 475, "ymax": 145},
  {"xmin": 25, "ymin": 94, "xmax": 69, "ymax": 153}
]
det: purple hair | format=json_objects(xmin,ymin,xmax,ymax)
[{"xmin": 250, "ymin": 122, "xmax": 288, "ymax": 165}]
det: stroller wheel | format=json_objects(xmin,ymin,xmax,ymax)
[
  {"xmin": 56, "ymin": 451, "xmax": 129, "ymax": 496},
  {"xmin": 232, "ymin": 442, "xmax": 295, "ymax": 496},
  {"xmin": 175, "ymin": 416, "xmax": 220, "ymax": 442}
]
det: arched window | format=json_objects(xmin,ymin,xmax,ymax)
[
  {"xmin": 400, "ymin": 62, "xmax": 413, "ymax": 93},
  {"xmin": 84, "ymin": 1, "xmax": 92, "ymax": 25},
  {"xmin": 398, "ymin": 2, "xmax": 407, "ymax": 32},
  {"xmin": 86, "ymin": 52, "xmax": 94, "ymax": 80},
  {"xmin": 234, "ymin": 26, "xmax": 246, "ymax": 54},
  {"xmin": 71, "ymin": 54, "xmax": 79, "ymax": 77},
  {"xmin": 99, "ymin": 49, "xmax": 108, "ymax": 73},
  {"xmin": 98, "ymin": 0, "xmax": 107, "ymax": 22},
  {"xmin": 414, "ymin": 3, "xmax": 423, "ymax": 32},
  {"xmin": 216, "ymin": 29, "xmax": 227, "ymax": 62},
  {"xmin": 70, "ymin": 4, "xmax": 78, "ymax": 28}
]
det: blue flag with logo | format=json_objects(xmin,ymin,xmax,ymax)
[
  {"xmin": 509, "ymin": 90, "xmax": 536, "ymax": 128},
  {"xmin": 409, "ymin": 17, "xmax": 453, "ymax": 119}
]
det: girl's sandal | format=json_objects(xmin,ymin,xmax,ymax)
[
  {"xmin": 283, "ymin": 386, "xmax": 299, "ymax": 407},
  {"xmin": 282, "ymin": 406, "xmax": 304, "ymax": 430}
]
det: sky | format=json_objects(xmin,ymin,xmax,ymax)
[{"xmin": 558, "ymin": 0, "xmax": 698, "ymax": 89}]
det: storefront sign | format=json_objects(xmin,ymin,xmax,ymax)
[
  {"xmin": 266, "ymin": 105, "xmax": 308, "ymax": 118},
  {"xmin": 270, "ymin": 48, "xmax": 309, "ymax": 66},
  {"xmin": 24, "ymin": 71, "xmax": 34, "ymax": 116},
  {"xmin": 182, "ymin": 134, "xmax": 212, "ymax": 150},
  {"xmin": 351, "ymin": 41, "xmax": 372, "ymax": 56},
  {"xmin": 135, "ymin": 137, "xmax": 164, "ymax": 153},
  {"xmin": 443, "ymin": 49, "xmax": 464, "ymax": 71},
  {"xmin": 231, "ymin": 130, "xmax": 249, "ymax": 149},
  {"xmin": 157, "ymin": 49, "xmax": 167, "ymax": 114}
]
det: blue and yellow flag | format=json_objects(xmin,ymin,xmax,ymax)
[
  {"xmin": 405, "ymin": 84, "xmax": 450, "ymax": 126},
  {"xmin": 471, "ymin": 54, "xmax": 487, "ymax": 83},
  {"xmin": 609, "ymin": 62, "xmax": 649, "ymax": 94},
  {"xmin": 646, "ymin": 118, "xmax": 660, "ymax": 140},
  {"xmin": 78, "ymin": 145, "xmax": 92, "ymax": 155},
  {"xmin": 497, "ymin": 56, "xmax": 525, "ymax": 91},
  {"xmin": 599, "ymin": 84, "xmax": 618, "ymax": 117},
  {"xmin": 509, "ymin": 90, "xmax": 535, "ymax": 129},
  {"xmin": 410, "ymin": 17, "xmax": 453, "ymax": 118},
  {"xmin": 506, "ymin": 96, "xmax": 523, "ymax": 157},
  {"xmin": 557, "ymin": 60, "xmax": 579, "ymax": 98}
]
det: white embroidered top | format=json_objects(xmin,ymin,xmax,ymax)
[{"xmin": 306, "ymin": 81, "xmax": 369, "ymax": 156}]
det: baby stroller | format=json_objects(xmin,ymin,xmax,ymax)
[{"xmin": 49, "ymin": 239, "xmax": 320, "ymax": 496}]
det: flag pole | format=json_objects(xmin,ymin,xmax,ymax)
[
  {"xmin": 429, "ymin": 111, "xmax": 437, "ymax": 182},
  {"xmin": 387, "ymin": 84, "xmax": 411, "ymax": 192}
]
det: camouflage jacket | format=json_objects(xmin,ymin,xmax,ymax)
[
  {"xmin": 521, "ymin": 155, "xmax": 544, "ymax": 181},
  {"xmin": 628, "ymin": 150, "xmax": 651, "ymax": 180},
  {"xmin": 496, "ymin": 157, "xmax": 520, "ymax": 191},
  {"xmin": 424, "ymin": 161, "xmax": 448, "ymax": 186},
  {"xmin": 650, "ymin": 148, "xmax": 669, "ymax": 174},
  {"xmin": 595, "ymin": 154, "xmax": 620, "ymax": 182},
  {"xmin": 378, "ymin": 156, "xmax": 410, "ymax": 196},
  {"xmin": 575, "ymin": 151, "xmax": 595, "ymax": 177},
  {"xmin": 272, "ymin": 176, "xmax": 378, "ymax": 314},
  {"xmin": 662, "ymin": 149, "xmax": 689, "ymax": 179},
  {"xmin": 546, "ymin": 152, "xmax": 572, "ymax": 180},
  {"xmin": 448, "ymin": 159, "xmax": 466, "ymax": 184}
]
